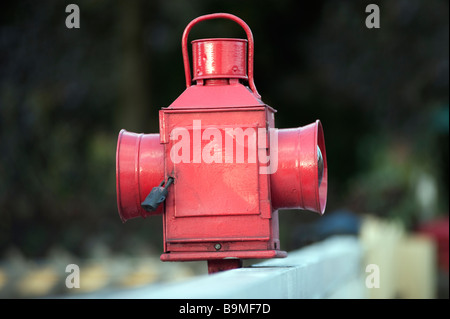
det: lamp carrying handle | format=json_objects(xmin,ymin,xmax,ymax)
[{"xmin": 181, "ymin": 13, "xmax": 260, "ymax": 99}]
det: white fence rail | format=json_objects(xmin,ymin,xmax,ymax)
[{"xmin": 75, "ymin": 235, "xmax": 365, "ymax": 299}]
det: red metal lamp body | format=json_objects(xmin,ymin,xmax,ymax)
[{"xmin": 116, "ymin": 13, "xmax": 328, "ymax": 274}]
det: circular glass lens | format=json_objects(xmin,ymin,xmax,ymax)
[{"xmin": 318, "ymin": 146, "xmax": 324, "ymax": 187}]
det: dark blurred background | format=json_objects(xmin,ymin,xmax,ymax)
[{"xmin": 0, "ymin": 0, "xmax": 448, "ymax": 277}]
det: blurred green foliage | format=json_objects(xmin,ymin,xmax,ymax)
[{"xmin": 0, "ymin": 0, "xmax": 448, "ymax": 258}]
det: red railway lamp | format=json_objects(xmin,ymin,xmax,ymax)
[{"xmin": 116, "ymin": 13, "xmax": 328, "ymax": 274}]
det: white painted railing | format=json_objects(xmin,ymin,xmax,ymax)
[{"xmin": 74, "ymin": 235, "xmax": 366, "ymax": 299}]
